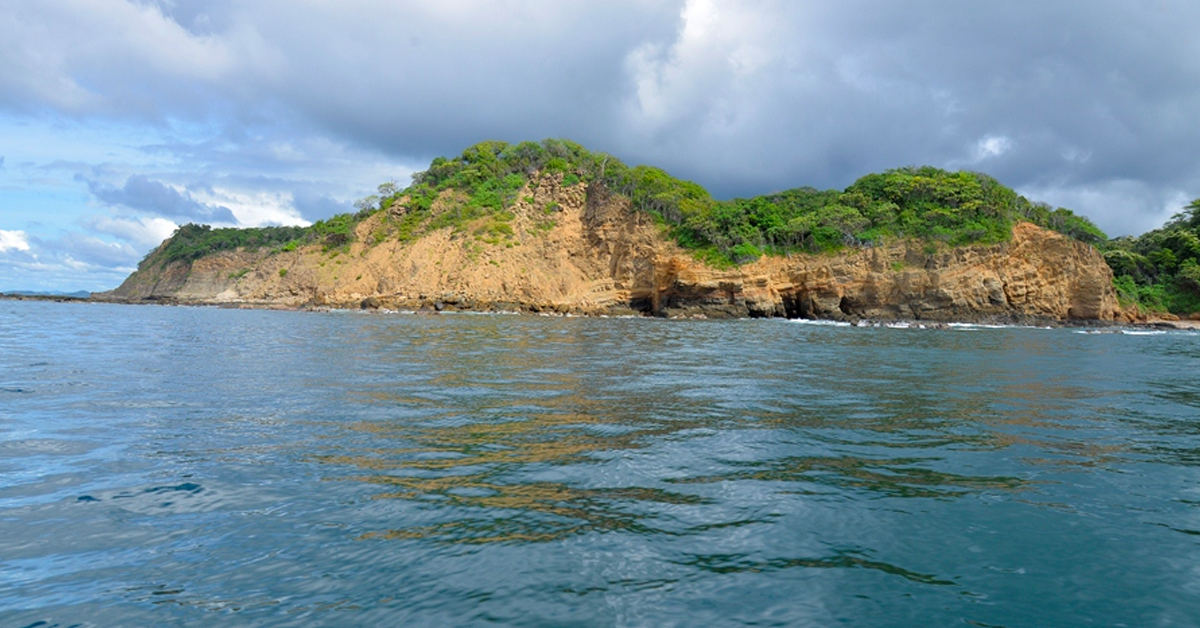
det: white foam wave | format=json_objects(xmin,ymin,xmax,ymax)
[{"xmin": 788, "ymin": 319, "xmax": 852, "ymax": 327}]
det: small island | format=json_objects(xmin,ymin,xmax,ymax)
[{"xmin": 93, "ymin": 139, "xmax": 1198, "ymax": 326}]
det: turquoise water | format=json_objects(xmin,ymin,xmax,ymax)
[{"xmin": 1, "ymin": 301, "xmax": 1199, "ymax": 627}]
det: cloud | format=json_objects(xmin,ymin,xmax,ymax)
[
  {"xmin": 186, "ymin": 185, "xmax": 307, "ymax": 227},
  {"xmin": 0, "ymin": 0, "xmax": 246, "ymax": 118},
  {"xmin": 1019, "ymin": 180, "xmax": 1191, "ymax": 238},
  {"xmin": 612, "ymin": 0, "xmax": 1200, "ymax": 199},
  {"xmin": 0, "ymin": 1, "xmax": 678, "ymax": 153},
  {"xmin": 84, "ymin": 174, "xmax": 312, "ymax": 236},
  {"xmin": 43, "ymin": 233, "xmax": 142, "ymax": 269},
  {"xmin": 0, "ymin": 229, "xmax": 140, "ymax": 293},
  {"xmin": 0, "ymin": 229, "xmax": 30, "ymax": 252},
  {"xmin": 88, "ymin": 175, "xmax": 237, "ymax": 224},
  {"xmin": 974, "ymin": 136, "xmax": 1014, "ymax": 162},
  {"xmin": 88, "ymin": 215, "xmax": 178, "ymax": 250}
]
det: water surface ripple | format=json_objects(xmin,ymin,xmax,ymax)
[{"xmin": 1, "ymin": 301, "xmax": 1199, "ymax": 626}]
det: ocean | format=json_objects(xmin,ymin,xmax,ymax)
[{"xmin": 2, "ymin": 300, "xmax": 1198, "ymax": 627}]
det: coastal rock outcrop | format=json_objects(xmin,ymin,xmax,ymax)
[
  {"xmin": 96, "ymin": 174, "xmax": 1118, "ymax": 322},
  {"xmin": 653, "ymin": 221, "xmax": 1117, "ymax": 322}
]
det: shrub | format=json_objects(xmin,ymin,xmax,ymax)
[{"xmin": 1100, "ymin": 198, "xmax": 1200, "ymax": 314}]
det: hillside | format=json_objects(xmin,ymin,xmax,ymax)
[{"xmin": 95, "ymin": 139, "xmax": 1121, "ymax": 322}]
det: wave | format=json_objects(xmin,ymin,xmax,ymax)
[{"xmin": 787, "ymin": 319, "xmax": 853, "ymax": 327}]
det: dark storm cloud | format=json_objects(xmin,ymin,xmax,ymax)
[
  {"xmin": 88, "ymin": 175, "xmax": 237, "ymax": 224},
  {"xmin": 247, "ymin": 2, "xmax": 684, "ymax": 160},
  {"xmin": 3, "ymin": 0, "xmax": 1199, "ymax": 237},
  {"xmin": 604, "ymin": 1, "xmax": 1200, "ymax": 226}
]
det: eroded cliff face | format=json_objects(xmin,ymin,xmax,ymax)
[{"xmin": 97, "ymin": 174, "xmax": 1119, "ymax": 322}]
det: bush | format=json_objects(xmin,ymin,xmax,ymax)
[
  {"xmin": 151, "ymin": 223, "xmax": 308, "ymax": 266},
  {"xmin": 1101, "ymin": 198, "xmax": 1200, "ymax": 314}
]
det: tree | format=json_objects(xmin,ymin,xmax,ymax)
[
  {"xmin": 353, "ymin": 194, "xmax": 380, "ymax": 212},
  {"xmin": 377, "ymin": 181, "xmax": 399, "ymax": 198}
]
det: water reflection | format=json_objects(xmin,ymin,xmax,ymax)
[
  {"xmin": 314, "ymin": 318, "xmax": 1078, "ymax": 546},
  {"xmin": 325, "ymin": 405, "xmax": 718, "ymax": 543}
]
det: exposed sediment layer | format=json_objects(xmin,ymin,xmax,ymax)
[{"xmin": 96, "ymin": 174, "xmax": 1119, "ymax": 323}]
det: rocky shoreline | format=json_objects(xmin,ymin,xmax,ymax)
[
  {"xmin": 82, "ymin": 290, "xmax": 1200, "ymax": 331},
  {"xmin": 0, "ymin": 292, "xmax": 89, "ymax": 303}
]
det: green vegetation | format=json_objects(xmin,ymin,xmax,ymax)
[
  {"xmin": 146, "ymin": 138, "xmax": 1108, "ymax": 276},
  {"xmin": 149, "ymin": 209, "xmax": 377, "ymax": 268},
  {"xmin": 154, "ymin": 223, "xmax": 306, "ymax": 265},
  {"xmin": 628, "ymin": 166, "xmax": 1106, "ymax": 265},
  {"xmin": 146, "ymin": 177, "xmax": 408, "ymax": 268},
  {"xmin": 402, "ymin": 139, "xmax": 600, "ymax": 226},
  {"xmin": 1102, "ymin": 200, "xmax": 1200, "ymax": 315},
  {"xmin": 531, "ymin": 203, "xmax": 558, "ymax": 234},
  {"xmin": 401, "ymin": 141, "xmax": 1105, "ymax": 266},
  {"xmin": 308, "ymin": 213, "xmax": 361, "ymax": 251}
]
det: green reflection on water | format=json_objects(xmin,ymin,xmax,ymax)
[
  {"xmin": 312, "ymin": 318, "xmax": 1131, "ymax": 550},
  {"xmin": 324, "ymin": 404, "xmax": 717, "ymax": 544}
]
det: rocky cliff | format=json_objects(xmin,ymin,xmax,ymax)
[{"xmin": 96, "ymin": 173, "xmax": 1119, "ymax": 323}]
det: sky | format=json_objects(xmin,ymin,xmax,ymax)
[{"xmin": 2, "ymin": 0, "xmax": 1199, "ymax": 293}]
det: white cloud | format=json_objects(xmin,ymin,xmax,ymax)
[
  {"xmin": 974, "ymin": 135, "xmax": 1013, "ymax": 161},
  {"xmin": 53, "ymin": 233, "xmax": 141, "ymax": 269},
  {"xmin": 88, "ymin": 215, "xmax": 178, "ymax": 250},
  {"xmin": 0, "ymin": 0, "xmax": 247, "ymax": 116},
  {"xmin": 624, "ymin": 0, "xmax": 782, "ymax": 130},
  {"xmin": 0, "ymin": 228, "xmax": 140, "ymax": 292},
  {"xmin": 0, "ymin": 229, "xmax": 31, "ymax": 252},
  {"xmin": 188, "ymin": 187, "xmax": 310, "ymax": 228}
]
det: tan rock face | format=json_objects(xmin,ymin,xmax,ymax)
[{"xmin": 97, "ymin": 175, "xmax": 1118, "ymax": 322}]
